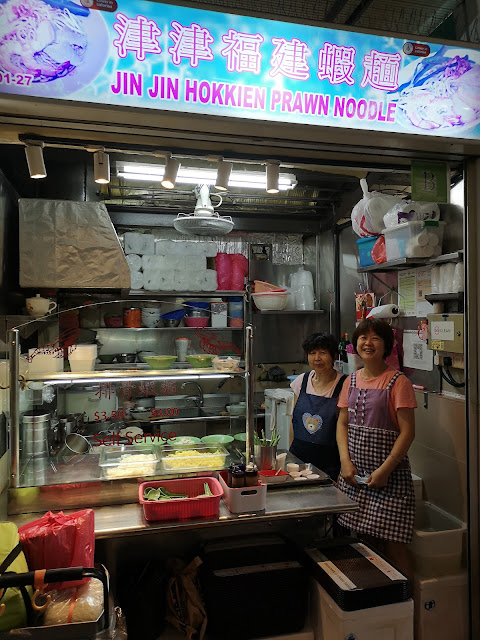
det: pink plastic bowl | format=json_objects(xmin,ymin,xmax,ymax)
[{"xmin": 185, "ymin": 317, "xmax": 209, "ymax": 328}]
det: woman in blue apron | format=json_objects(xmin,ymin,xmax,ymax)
[{"xmin": 290, "ymin": 333, "xmax": 347, "ymax": 479}]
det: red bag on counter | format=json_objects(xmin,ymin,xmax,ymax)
[
  {"xmin": 215, "ymin": 253, "xmax": 231, "ymax": 289},
  {"xmin": 230, "ymin": 254, "xmax": 248, "ymax": 290},
  {"xmin": 19, "ymin": 509, "xmax": 94, "ymax": 590}
]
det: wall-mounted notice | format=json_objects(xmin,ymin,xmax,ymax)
[
  {"xmin": 398, "ymin": 269, "xmax": 417, "ymax": 317},
  {"xmin": 0, "ymin": 1, "xmax": 479, "ymax": 139},
  {"xmin": 403, "ymin": 330, "xmax": 433, "ymax": 371}
]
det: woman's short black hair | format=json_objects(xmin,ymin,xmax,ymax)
[
  {"xmin": 302, "ymin": 333, "xmax": 338, "ymax": 360},
  {"xmin": 351, "ymin": 319, "xmax": 394, "ymax": 359}
]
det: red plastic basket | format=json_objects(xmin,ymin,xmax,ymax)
[{"xmin": 139, "ymin": 477, "xmax": 223, "ymax": 522}]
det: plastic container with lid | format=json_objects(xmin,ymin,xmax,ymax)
[
  {"xmin": 229, "ymin": 296, "xmax": 243, "ymax": 326},
  {"xmin": 210, "ymin": 298, "xmax": 228, "ymax": 328},
  {"xmin": 383, "ymin": 221, "xmax": 445, "ymax": 261},
  {"xmin": 159, "ymin": 443, "xmax": 229, "ymax": 472}
]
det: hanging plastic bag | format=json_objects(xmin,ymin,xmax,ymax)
[
  {"xmin": 371, "ymin": 235, "xmax": 387, "ymax": 264},
  {"xmin": 19, "ymin": 510, "xmax": 94, "ymax": 590},
  {"xmin": 385, "ymin": 328, "xmax": 403, "ymax": 371},
  {"xmin": 230, "ymin": 254, "xmax": 248, "ymax": 290},
  {"xmin": 351, "ymin": 179, "xmax": 401, "ymax": 237},
  {"xmin": 214, "ymin": 253, "xmax": 231, "ymax": 290},
  {"xmin": 166, "ymin": 557, "xmax": 207, "ymax": 640}
]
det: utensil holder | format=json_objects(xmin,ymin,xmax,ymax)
[{"xmin": 254, "ymin": 443, "xmax": 277, "ymax": 470}]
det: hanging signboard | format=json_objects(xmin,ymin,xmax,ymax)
[
  {"xmin": 411, "ymin": 161, "xmax": 449, "ymax": 202},
  {"xmin": 0, "ymin": 1, "xmax": 479, "ymax": 139}
]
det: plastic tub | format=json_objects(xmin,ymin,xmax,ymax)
[
  {"xmin": 414, "ymin": 572, "xmax": 468, "ymax": 640},
  {"xmin": 160, "ymin": 443, "xmax": 229, "ymax": 472},
  {"xmin": 252, "ymin": 292, "xmax": 290, "ymax": 311},
  {"xmin": 410, "ymin": 501, "xmax": 466, "ymax": 576},
  {"xmin": 139, "ymin": 477, "xmax": 223, "ymax": 521},
  {"xmin": 218, "ymin": 470, "xmax": 267, "ymax": 513},
  {"xmin": 212, "ymin": 355, "xmax": 240, "ymax": 371},
  {"xmin": 185, "ymin": 317, "xmax": 209, "ymax": 328},
  {"xmin": 99, "ymin": 445, "xmax": 161, "ymax": 479},
  {"xmin": 383, "ymin": 221, "xmax": 445, "ymax": 261},
  {"xmin": 356, "ymin": 236, "xmax": 379, "ymax": 268}
]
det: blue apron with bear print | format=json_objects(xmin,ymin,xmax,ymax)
[{"xmin": 289, "ymin": 372, "xmax": 346, "ymax": 479}]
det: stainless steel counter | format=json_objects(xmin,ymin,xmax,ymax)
[{"xmin": 8, "ymin": 484, "xmax": 357, "ymax": 540}]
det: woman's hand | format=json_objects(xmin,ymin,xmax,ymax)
[
  {"xmin": 340, "ymin": 459, "xmax": 359, "ymax": 486},
  {"xmin": 366, "ymin": 467, "xmax": 390, "ymax": 489}
]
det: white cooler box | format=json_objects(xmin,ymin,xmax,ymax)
[
  {"xmin": 311, "ymin": 581, "xmax": 414, "ymax": 640},
  {"xmin": 414, "ymin": 572, "xmax": 468, "ymax": 640},
  {"xmin": 410, "ymin": 502, "xmax": 466, "ymax": 577}
]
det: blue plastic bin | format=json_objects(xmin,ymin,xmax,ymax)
[{"xmin": 356, "ymin": 236, "xmax": 380, "ymax": 268}]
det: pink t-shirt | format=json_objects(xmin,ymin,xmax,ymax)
[
  {"xmin": 290, "ymin": 371, "xmax": 344, "ymax": 399},
  {"xmin": 337, "ymin": 367, "xmax": 417, "ymax": 429}
]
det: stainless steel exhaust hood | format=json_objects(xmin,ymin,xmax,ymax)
[{"xmin": 19, "ymin": 199, "xmax": 130, "ymax": 289}]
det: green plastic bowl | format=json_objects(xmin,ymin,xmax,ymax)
[
  {"xmin": 98, "ymin": 354, "xmax": 116, "ymax": 364},
  {"xmin": 201, "ymin": 434, "xmax": 234, "ymax": 445},
  {"xmin": 143, "ymin": 356, "xmax": 177, "ymax": 369},
  {"xmin": 168, "ymin": 435, "xmax": 202, "ymax": 448},
  {"xmin": 233, "ymin": 433, "xmax": 247, "ymax": 442},
  {"xmin": 185, "ymin": 354, "xmax": 215, "ymax": 368}
]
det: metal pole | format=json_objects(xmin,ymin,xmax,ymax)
[
  {"xmin": 9, "ymin": 329, "xmax": 20, "ymax": 488},
  {"xmin": 245, "ymin": 324, "xmax": 254, "ymax": 462}
]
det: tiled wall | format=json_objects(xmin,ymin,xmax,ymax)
[{"xmin": 410, "ymin": 390, "xmax": 467, "ymax": 521}]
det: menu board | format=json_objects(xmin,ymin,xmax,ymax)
[{"xmin": 0, "ymin": 1, "xmax": 479, "ymax": 139}]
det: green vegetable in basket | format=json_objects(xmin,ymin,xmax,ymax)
[{"xmin": 143, "ymin": 486, "xmax": 188, "ymax": 501}]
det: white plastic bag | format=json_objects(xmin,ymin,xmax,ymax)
[
  {"xmin": 383, "ymin": 200, "xmax": 440, "ymax": 229},
  {"xmin": 351, "ymin": 179, "xmax": 400, "ymax": 237}
]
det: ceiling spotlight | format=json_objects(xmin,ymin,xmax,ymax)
[
  {"xmin": 214, "ymin": 158, "xmax": 233, "ymax": 191},
  {"xmin": 266, "ymin": 160, "xmax": 280, "ymax": 194},
  {"xmin": 161, "ymin": 154, "xmax": 180, "ymax": 189},
  {"xmin": 25, "ymin": 141, "xmax": 46, "ymax": 179},
  {"xmin": 93, "ymin": 149, "xmax": 110, "ymax": 184}
]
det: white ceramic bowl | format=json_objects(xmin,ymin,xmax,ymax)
[{"xmin": 252, "ymin": 292, "xmax": 289, "ymax": 311}]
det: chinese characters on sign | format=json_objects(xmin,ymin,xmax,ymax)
[{"xmin": 112, "ymin": 15, "xmax": 400, "ymax": 90}]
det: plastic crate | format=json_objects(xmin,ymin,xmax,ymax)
[
  {"xmin": 356, "ymin": 236, "xmax": 379, "ymax": 268},
  {"xmin": 383, "ymin": 221, "xmax": 445, "ymax": 261},
  {"xmin": 139, "ymin": 477, "xmax": 223, "ymax": 522},
  {"xmin": 218, "ymin": 470, "xmax": 267, "ymax": 513}
]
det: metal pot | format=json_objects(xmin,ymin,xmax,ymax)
[
  {"xmin": 60, "ymin": 385, "xmax": 117, "ymax": 422},
  {"xmin": 116, "ymin": 353, "xmax": 136, "ymax": 363}
]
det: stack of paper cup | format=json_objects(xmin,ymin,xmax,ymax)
[{"xmin": 68, "ymin": 345, "xmax": 97, "ymax": 372}]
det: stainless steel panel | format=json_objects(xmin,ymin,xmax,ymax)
[
  {"xmin": 8, "ymin": 483, "xmax": 357, "ymax": 535},
  {"xmin": 466, "ymin": 157, "xmax": 480, "ymax": 640}
]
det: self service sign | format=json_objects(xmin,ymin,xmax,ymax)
[{"xmin": 1, "ymin": 0, "xmax": 479, "ymax": 139}]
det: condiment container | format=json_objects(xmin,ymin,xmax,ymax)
[
  {"xmin": 123, "ymin": 307, "xmax": 141, "ymax": 328},
  {"xmin": 210, "ymin": 299, "xmax": 228, "ymax": 328},
  {"xmin": 245, "ymin": 463, "xmax": 258, "ymax": 487},
  {"xmin": 231, "ymin": 468, "xmax": 245, "ymax": 488},
  {"xmin": 218, "ymin": 470, "xmax": 266, "ymax": 514}
]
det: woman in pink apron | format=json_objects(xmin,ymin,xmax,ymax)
[{"xmin": 336, "ymin": 318, "xmax": 416, "ymax": 575}]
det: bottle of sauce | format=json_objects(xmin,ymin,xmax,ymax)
[{"xmin": 244, "ymin": 463, "xmax": 258, "ymax": 487}]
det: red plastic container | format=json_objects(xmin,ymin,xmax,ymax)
[
  {"xmin": 139, "ymin": 477, "xmax": 223, "ymax": 522},
  {"xmin": 185, "ymin": 317, "xmax": 209, "ymax": 328}
]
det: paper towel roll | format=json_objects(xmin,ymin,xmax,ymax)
[
  {"xmin": 427, "ymin": 233, "xmax": 439, "ymax": 247},
  {"xmin": 416, "ymin": 230, "xmax": 429, "ymax": 247},
  {"xmin": 452, "ymin": 263, "xmax": 464, "ymax": 292},
  {"xmin": 367, "ymin": 304, "xmax": 399, "ymax": 319}
]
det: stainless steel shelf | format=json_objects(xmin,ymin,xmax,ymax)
[
  {"xmin": 425, "ymin": 293, "xmax": 464, "ymax": 302},
  {"xmin": 26, "ymin": 369, "xmax": 246, "ymax": 382},
  {"xmin": 255, "ymin": 309, "xmax": 325, "ymax": 314},
  {"xmin": 358, "ymin": 252, "xmax": 464, "ymax": 273},
  {"xmin": 358, "ymin": 258, "xmax": 428, "ymax": 272},
  {"xmin": 129, "ymin": 290, "xmax": 246, "ymax": 297},
  {"xmin": 429, "ymin": 251, "xmax": 463, "ymax": 264},
  {"xmin": 94, "ymin": 326, "xmax": 243, "ymax": 331}
]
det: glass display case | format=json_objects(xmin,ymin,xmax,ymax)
[{"xmin": 7, "ymin": 299, "xmax": 254, "ymax": 514}]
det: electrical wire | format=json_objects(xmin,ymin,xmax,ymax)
[{"xmin": 438, "ymin": 365, "xmax": 465, "ymax": 388}]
